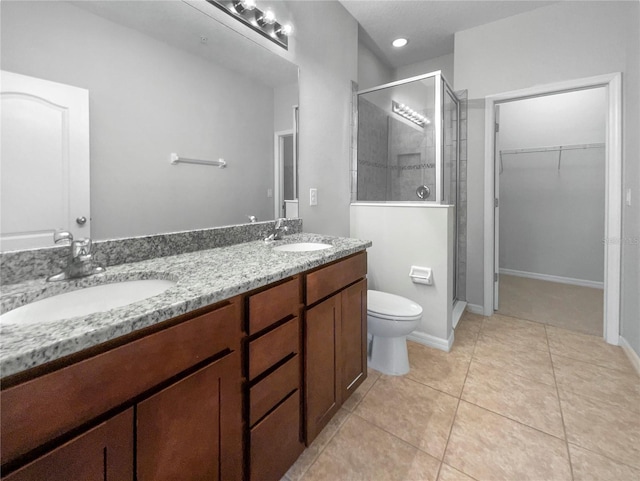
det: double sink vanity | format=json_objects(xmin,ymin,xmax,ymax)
[{"xmin": 0, "ymin": 225, "xmax": 371, "ymax": 481}]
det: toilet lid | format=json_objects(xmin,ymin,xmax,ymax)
[{"xmin": 368, "ymin": 290, "xmax": 423, "ymax": 319}]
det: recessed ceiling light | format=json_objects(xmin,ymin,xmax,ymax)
[{"xmin": 392, "ymin": 38, "xmax": 408, "ymax": 48}]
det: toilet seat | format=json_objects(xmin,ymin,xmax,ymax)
[{"xmin": 368, "ymin": 290, "xmax": 422, "ymax": 321}]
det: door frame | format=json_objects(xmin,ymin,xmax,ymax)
[
  {"xmin": 273, "ymin": 129, "xmax": 294, "ymax": 218},
  {"xmin": 483, "ymin": 72, "xmax": 622, "ymax": 345}
]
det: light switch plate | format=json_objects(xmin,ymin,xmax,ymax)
[{"xmin": 310, "ymin": 188, "xmax": 318, "ymax": 206}]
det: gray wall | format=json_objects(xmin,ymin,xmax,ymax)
[
  {"xmin": 1, "ymin": 1, "xmax": 276, "ymax": 239},
  {"xmin": 454, "ymin": 1, "xmax": 640, "ymax": 356}
]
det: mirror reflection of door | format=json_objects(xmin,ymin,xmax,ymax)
[
  {"xmin": 274, "ymin": 107, "xmax": 298, "ymax": 219},
  {"xmin": 1, "ymin": 70, "xmax": 91, "ymax": 250}
]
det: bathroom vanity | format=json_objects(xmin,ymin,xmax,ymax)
[{"xmin": 0, "ymin": 233, "xmax": 370, "ymax": 481}]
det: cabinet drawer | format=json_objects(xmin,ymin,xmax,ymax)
[
  {"xmin": 250, "ymin": 391, "xmax": 304, "ymax": 481},
  {"xmin": 306, "ymin": 252, "xmax": 367, "ymax": 305},
  {"xmin": 249, "ymin": 317, "xmax": 299, "ymax": 381},
  {"xmin": 250, "ymin": 354, "xmax": 300, "ymax": 426},
  {"xmin": 248, "ymin": 277, "xmax": 300, "ymax": 335},
  {"xmin": 1, "ymin": 299, "xmax": 241, "ymax": 466}
]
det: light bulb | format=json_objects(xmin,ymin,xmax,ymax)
[
  {"xmin": 392, "ymin": 38, "xmax": 408, "ymax": 48},
  {"xmin": 277, "ymin": 24, "xmax": 293, "ymax": 36},
  {"xmin": 262, "ymin": 9, "xmax": 276, "ymax": 25}
]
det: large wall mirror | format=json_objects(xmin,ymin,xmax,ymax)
[{"xmin": 0, "ymin": 0, "xmax": 299, "ymax": 250}]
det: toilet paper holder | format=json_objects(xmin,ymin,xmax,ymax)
[{"xmin": 409, "ymin": 266, "xmax": 433, "ymax": 285}]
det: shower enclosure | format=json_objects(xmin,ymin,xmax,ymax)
[{"xmin": 352, "ymin": 71, "xmax": 467, "ymax": 309}]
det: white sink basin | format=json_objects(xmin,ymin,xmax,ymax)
[
  {"xmin": 272, "ymin": 242, "xmax": 332, "ymax": 252},
  {"xmin": 0, "ymin": 279, "xmax": 177, "ymax": 326}
]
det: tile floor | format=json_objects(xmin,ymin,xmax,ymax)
[
  {"xmin": 498, "ymin": 275, "xmax": 603, "ymax": 336},
  {"xmin": 283, "ymin": 311, "xmax": 640, "ymax": 481}
]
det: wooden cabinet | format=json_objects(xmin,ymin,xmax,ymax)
[
  {"xmin": 137, "ymin": 352, "xmax": 242, "ymax": 481},
  {"xmin": 1, "ymin": 299, "xmax": 242, "ymax": 481},
  {"xmin": 1, "ymin": 250, "xmax": 369, "ymax": 480},
  {"xmin": 246, "ymin": 276, "xmax": 304, "ymax": 481},
  {"xmin": 304, "ymin": 253, "xmax": 368, "ymax": 444},
  {"xmin": 3, "ymin": 409, "xmax": 133, "ymax": 481}
]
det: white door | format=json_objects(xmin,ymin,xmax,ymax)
[
  {"xmin": 493, "ymin": 104, "xmax": 501, "ymax": 310},
  {"xmin": 1, "ymin": 70, "xmax": 90, "ymax": 250}
]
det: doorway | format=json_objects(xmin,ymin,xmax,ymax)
[
  {"xmin": 484, "ymin": 73, "xmax": 622, "ymax": 345},
  {"xmin": 495, "ymin": 88, "xmax": 606, "ymax": 336}
]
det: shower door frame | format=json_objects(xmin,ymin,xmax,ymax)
[
  {"xmin": 483, "ymin": 72, "xmax": 622, "ymax": 345},
  {"xmin": 356, "ymin": 70, "xmax": 444, "ymax": 203}
]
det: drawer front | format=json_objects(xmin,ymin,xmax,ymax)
[
  {"xmin": 306, "ymin": 252, "xmax": 367, "ymax": 305},
  {"xmin": 1, "ymin": 300, "xmax": 242, "ymax": 466},
  {"xmin": 248, "ymin": 277, "xmax": 300, "ymax": 335},
  {"xmin": 249, "ymin": 317, "xmax": 299, "ymax": 381},
  {"xmin": 250, "ymin": 391, "xmax": 304, "ymax": 481},
  {"xmin": 250, "ymin": 354, "xmax": 300, "ymax": 426}
]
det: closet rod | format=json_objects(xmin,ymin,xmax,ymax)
[{"xmin": 499, "ymin": 142, "xmax": 605, "ymax": 156}]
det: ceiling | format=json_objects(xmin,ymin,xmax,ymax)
[{"xmin": 340, "ymin": 1, "xmax": 556, "ymax": 69}]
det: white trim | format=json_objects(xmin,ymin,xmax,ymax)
[
  {"xmin": 452, "ymin": 300, "xmax": 467, "ymax": 328},
  {"xmin": 466, "ymin": 303, "xmax": 485, "ymax": 315},
  {"xmin": 357, "ymin": 70, "xmax": 442, "ymax": 95},
  {"xmin": 407, "ymin": 329, "xmax": 453, "ymax": 352},
  {"xmin": 619, "ymin": 336, "xmax": 640, "ymax": 377},
  {"xmin": 499, "ymin": 268, "xmax": 604, "ymax": 289},
  {"xmin": 484, "ymin": 72, "xmax": 622, "ymax": 345}
]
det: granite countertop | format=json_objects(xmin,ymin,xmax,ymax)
[{"xmin": 0, "ymin": 233, "xmax": 371, "ymax": 378}]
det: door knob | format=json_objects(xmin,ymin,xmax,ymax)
[{"xmin": 76, "ymin": 216, "xmax": 87, "ymax": 225}]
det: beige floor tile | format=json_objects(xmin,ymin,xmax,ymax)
[
  {"xmin": 560, "ymin": 390, "xmax": 640, "ymax": 469},
  {"xmin": 301, "ymin": 414, "xmax": 440, "ymax": 481},
  {"xmin": 461, "ymin": 361, "xmax": 564, "ymax": 438},
  {"xmin": 546, "ymin": 325, "xmax": 635, "ymax": 373},
  {"xmin": 552, "ymin": 353, "xmax": 640, "ymax": 414},
  {"xmin": 437, "ymin": 463, "xmax": 477, "ymax": 481},
  {"xmin": 342, "ymin": 367, "xmax": 381, "ymax": 412},
  {"xmin": 285, "ymin": 408, "xmax": 351, "ymax": 481},
  {"xmin": 472, "ymin": 333, "xmax": 555, "ymax": 386},
  {"xmin": 406, "ymin": 341, "xmax": 472, "ymax": 397},
  {"xmin": 354, "ymin": 375, "xmax": 459, "ymax": 459},
  {"xmin": 498, "ymin": 274, "xmax": 603, "ymax": 336},
  {"xmin": 458, "ymin": 313, "xmax": 484, "ymax": 333},
  {"xmin": 480, "ymin": 313, "xmax": 549, "ymax": 351},
  {"xmin": 451, "ymin": 325, "xmax": 478, "ymax": 357},
  {"xmin": 443, "ymin": 401, "xmax": 572, "ymax": 481},
  {"xmin": 569, "ymin": 443, "xmax": 640, "ymax": 481}
]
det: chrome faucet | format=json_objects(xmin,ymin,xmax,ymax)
[
  {"xmin": 47, "ymin": 231, "xmax": 105, "ymax": 281},
  {"xmin": 264, "ymin": 218, "xmax": 289, "ymax": 243}
]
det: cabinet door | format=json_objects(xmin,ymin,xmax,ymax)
[
  {"xmin": 3, "ymin": 409, "xmax": 133, "ymax": 481},
  {"xmin": 136, "ymin": 352, "xmax": 242, "ymax": 481},
  {"xmin": 340, "ymin": 278, "xmax": 368, "ymax": 402},
  {"xmin": 304, "ymin": 294, "xmax": 341, "ymax": 443}
]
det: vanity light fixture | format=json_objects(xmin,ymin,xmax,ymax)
[
  {"xmin": 392, "ymin": 38, "xmax": 408, "ymax": 48},
  {"xmin": 392, "ymin": 101, "xmax": 429, "ymax": 127},
  {"xmin": 208, "ymin": 0, "xmax": 292, "ymax": 49}
]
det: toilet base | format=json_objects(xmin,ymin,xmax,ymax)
[{"xmin": 368, "ymin": 335, "xmax": 410, "ymax": 376}]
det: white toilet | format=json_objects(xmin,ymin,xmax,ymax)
[{"xmin": 367, "ymin": 290, "xmax": 423, "ymax": 376}]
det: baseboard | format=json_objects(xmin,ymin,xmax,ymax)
[
  {"xmin": 452, "ymin": 301, "xmax": 467, "ymax": 328},
  {"xmin": 407, "ymin": 330, "xmax": 453, "ymax": 353},
  {"xmin": 619, "ymin": 336, "xmax": 640, "ymax": 377},
  {"xmin": 499, "ymin": 268, "xmax": 604, "ymax": 289},
  {"xmin": 466, "ymin": 303, "xmax": 484, "ymax": 315}
]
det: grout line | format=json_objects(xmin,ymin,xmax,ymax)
[
  {"xmin": 546, "ymin": 324, "xmax": 575, "ymax": 481},
  {"xmin": 436, "ymin": 320, "xmax": 479, "ymax": 480},
  {"xmin": 566, "ymin": 441, "xmax": 640, "ymax": 473}
]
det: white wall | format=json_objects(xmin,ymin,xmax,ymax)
[
  {"xmin": 454, "ymin": 1, "xmax": 640, "ymax": 356},
  {"xmin": 394, "ymin": 53, "xmax": 454, "ymax": 86},
  {"xmin": 1, "ymin": 1, "xmax": 275, "ymax": 239},
  {"xmin": 499, "ymin": 89, "xmax": 606, "ymax": 283},
  {"xmin": 358, "ymin": 41, "xmax": 393, "ymax": 90},
  {"xmin": 287, "ymin": 1, "xmax": 358, "ymax": 236},
  {"xmin": 350, "ymin": 204, "xmax": 454, "ymax": 350},
  {"xmin": 274, "ymin": 82, "xmax": 298, "ymax": 133}
]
